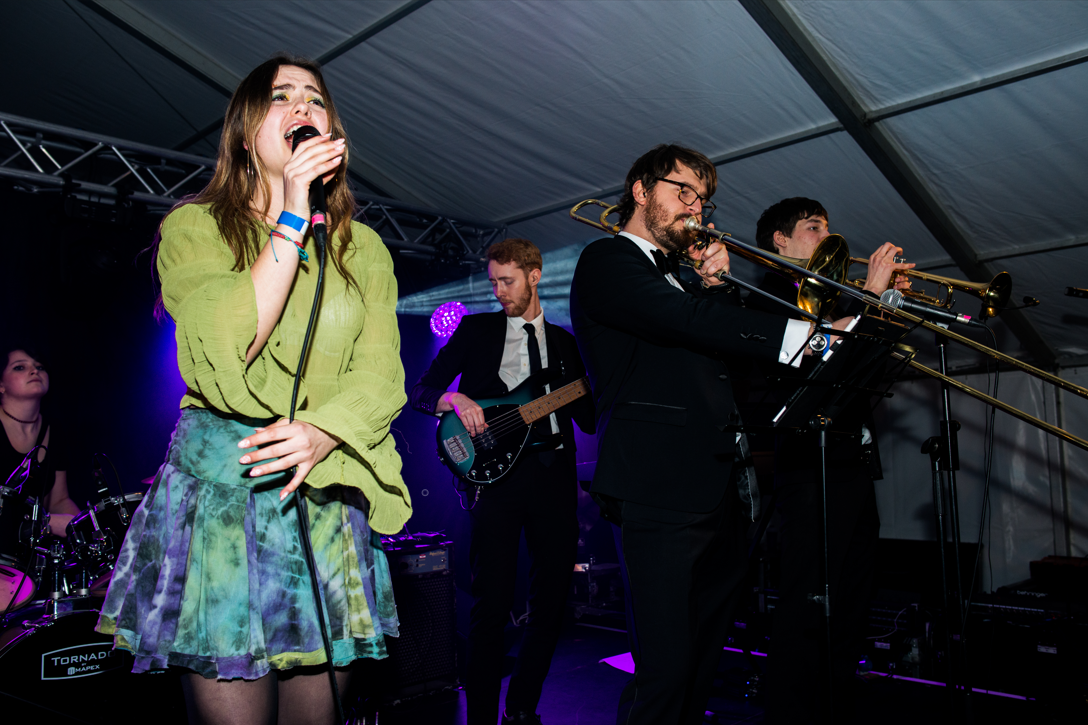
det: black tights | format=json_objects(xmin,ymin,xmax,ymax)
[{"xmin": 180, "ymin": 665, "xmax": 351, "ymax": 725}]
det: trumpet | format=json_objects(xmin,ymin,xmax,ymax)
[
  {"xmin": 848, "ymin": 257, "xmax": 1012, "ymax": 320},
  {"xmin": 569, "ymin": 198, "xmax": 1088, "ymax": 453}
]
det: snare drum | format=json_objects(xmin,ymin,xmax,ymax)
[
  {"xmin": 0, "ymin": 562, "xmax": 36, "ymax": 611},
  {"xmin": 0, "ymin": 485, "xmax": 28, "ymax": 559},
  {"xmin": 0, "ymin": 486, "xmax": 38, "ymax": 611},
  {"xmin": 65, "ymin": 493, "xmax": 144, "ymax": 579}
]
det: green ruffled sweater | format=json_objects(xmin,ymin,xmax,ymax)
[{"xmin": 157, "ymin": 203, "xmax": 411, "ymax": 534}]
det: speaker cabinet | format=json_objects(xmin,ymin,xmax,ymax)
[{"xmin": 381, "ymin": 535, "xmax": 457, "ymax": 699}]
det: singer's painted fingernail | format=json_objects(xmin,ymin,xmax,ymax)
[
  {"xmin": 239, "ymin": 439, "xmax": 250, "ymax": 448},
  {"xmin": 252, "ymin": 467, "xmax": 262, "ymax": 476},
  {"xmin": 240, "ymin": 456, "xmax": 251, "ymax": 464},
  {"xmin": 280, "ymin": 489, "xmax": 289, "ymax": 501}
]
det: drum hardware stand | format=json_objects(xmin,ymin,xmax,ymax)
[
  {"xmin": 92, "ymin": 455, "xmax": 112, "ymax": 501},
  {"xmin": 84, "ymin": 505, "xmax": 112, "ymax": 563},
  {"xmin": 42, "ymin": 537, "xmax": 70, "ymax": 615}
]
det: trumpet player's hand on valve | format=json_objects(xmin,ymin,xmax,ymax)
[
  {"xmin": 689, "ymin": 231, "xmax": 730, "ymax": 286},
  {"xmin": 863, "ymin": 243, "xmax": 914, "ymax": 296}
]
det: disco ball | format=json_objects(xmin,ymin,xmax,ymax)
[{"xmin": 430, "ymin": 301, "xmax": 468, "ymax": 338}]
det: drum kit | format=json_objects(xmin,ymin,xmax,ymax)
[
  {"xmin": 0, "ymin": 488, "xmax": 144, "ymax": 611},
  {"xmin": 0, "ymin": 474, "xmax": 184, "ymax": 723}
]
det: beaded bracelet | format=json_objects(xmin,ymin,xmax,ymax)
[
  {"xmin": 271, "ymin": 230, "xmax": 309, "ymax": 262},
  {"xmin": 277, "ymin": 210, "xmax": 309, "ymax": 234}
]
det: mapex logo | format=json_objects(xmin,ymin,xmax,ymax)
[{"xmin": 41, "ymin": 643, "xmax": 124, "ymax": 680}]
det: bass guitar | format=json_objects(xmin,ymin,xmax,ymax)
[{"xmin": 436, "ymin": 376, "xmax": 591, "ymax": 485}]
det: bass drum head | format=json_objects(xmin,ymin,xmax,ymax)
[{"xmin": 0, "ymin": 610, "xmax": 186, "ymax": 724}]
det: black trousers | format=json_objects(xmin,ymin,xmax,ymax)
[
  {"xmin": 764, "ymin": 465, "xmax": 880, "ymax": 724},
  {"xmin": 465, "ymin": 451, "xmax": 578, "ymax": 725},
  {"xmin": 610, "ymin": 487, "xmax": 749, "ymax": 725}
]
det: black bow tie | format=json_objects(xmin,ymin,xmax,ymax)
[{"xmin": 651, "ymin": 249, "xmax": 681, "ymax": 277}]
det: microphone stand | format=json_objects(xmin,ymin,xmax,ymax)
[
  {"xmin": 286, "ymin": 193, "xmax": 344, "ymax": 723},
  {"xmin": 809, "ymin": 413, "xmax": 835, "ymax": 718},
  {"xmin": 924, "ymin": 326, "xmax": 973, "ymax": 722}
]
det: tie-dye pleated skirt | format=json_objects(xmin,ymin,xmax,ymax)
[{"xmin": 95, "ymin": 407, "xmax": 399, "ymax": 680}]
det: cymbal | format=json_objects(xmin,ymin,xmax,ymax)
[{"xmin": 140, "ymin": 475, "xmax": 156, "ymax": 487}]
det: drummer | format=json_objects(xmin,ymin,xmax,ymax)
[{"xmin": 0, "ymin": 342, "xmax": 80, "ymax": 543}]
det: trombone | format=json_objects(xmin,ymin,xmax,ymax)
[
  {"xmin": 569, "ymin": 198, "xmax": 1088, "ymax": 453},
  {"xmin": 569, "ymin": 199, "xmax": 844, "ymax": 318}
]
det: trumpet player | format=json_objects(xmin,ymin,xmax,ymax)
[
  {"xmin": 750, "ymin": 197, "xmax": 912, "ymax": 723},
  {"xmin": 570, "ymin": 146, "xmax": 834, "ymax": 725}
]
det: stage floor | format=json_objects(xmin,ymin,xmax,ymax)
[{"xmin": 374, "ymin": 612, "xmax": 1060, "ymax": 725}]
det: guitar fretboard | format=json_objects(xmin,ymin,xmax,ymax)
[{"xmin": 518, "ymin": 378, "xmax": 590, "ymax": 424}]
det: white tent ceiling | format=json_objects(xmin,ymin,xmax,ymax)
[{"xmin": 9, "ymin": 0, "xmax": 1088, "ymax": 369}]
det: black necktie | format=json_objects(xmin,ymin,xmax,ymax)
[
  {"xmin": 524, "ymin": 323, "xmax": 550, "ymax": 437},
  {"xmin": 651, "ymin": 248, "xmax": 680, "ymax": 277},
  {"xmin": 523, "ymin": 322, "xmax": 542, "ymax": 377}
]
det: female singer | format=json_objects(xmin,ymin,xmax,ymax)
[{"xmin": 96, "ymin": 55, "xmax": 411, "ymax": 724}]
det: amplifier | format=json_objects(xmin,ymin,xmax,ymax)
[
  {"xmin": 1028, "ymin": 556, "xmax": 1088, "ymax": 600},
  {"xmin": 379, "ymin": 533, "xmax": 457, "ymax": 700}
]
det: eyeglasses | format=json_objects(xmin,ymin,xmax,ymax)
[{"xmin": 654, "ymin": 178, "xmax": 716, "ymax": 218}]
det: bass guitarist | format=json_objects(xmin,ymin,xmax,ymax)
[{"xmin": 409, "ymin": 237, "xmax": 595, "ymax": 725}]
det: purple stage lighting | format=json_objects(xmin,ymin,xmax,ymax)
[{"xmin": 430, "ymin": 301, "xmax": 468, "ymax": 338}]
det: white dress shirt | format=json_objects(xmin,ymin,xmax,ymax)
[{"xmin": 498, "ymin": 310, "xmax": 560, "ymax": 436}]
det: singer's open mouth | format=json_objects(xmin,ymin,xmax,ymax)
[{"xmin": 284, "ymin": 123, "xmax": 308, "ymax": 145}]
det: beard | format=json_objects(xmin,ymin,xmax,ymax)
[
  {"xmin": 644, "ymin": 192, "xmax": 696, "ymax": 253},
  {"xmin": 498, "ymin": 284, "xmax": 533, "ymax": 318}
]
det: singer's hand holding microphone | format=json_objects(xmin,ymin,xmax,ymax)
[{"xmin": 282, "ymin": 127, "xmax": 342, "ymax": 224}]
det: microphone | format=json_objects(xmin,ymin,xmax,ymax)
[
  {"xmin": 290, "ymin": 125, "xmax": 328, "ymax": 249},
  {"xmin": 1007, "ymin": 296, "xmax": 1040, "ymax": 311},
  {"xmin": 880, "ymin": 289, "xmax": 987, "ymax": 329}
]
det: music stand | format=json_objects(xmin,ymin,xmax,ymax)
[{"xmin": 771, "ymin": 314, "xmax": 910, "ymax": 718}]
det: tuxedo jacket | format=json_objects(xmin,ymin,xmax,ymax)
[
  {"xmin": 569, "ymin": 236, "xmax": 790, "ymax": 514},
  {"xmin": 410, "ymin": 312, "xmax": 596, "ymax": 459}
]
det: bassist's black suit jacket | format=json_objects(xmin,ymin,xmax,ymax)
[{"xmin": 570, "ymin": 236, "xmax": 789, "ymax": 515}]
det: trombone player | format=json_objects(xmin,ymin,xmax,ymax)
[
  {"xmin": 749, "ymin": 197, "xmax": 911, "ymax": 723},
  {"xmin": 570, "ymin": 146, "xmax": 835, "ymax": 725}
]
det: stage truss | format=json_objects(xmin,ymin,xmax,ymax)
[{"xmin": 0, "ymin": 111, "xmax": 503, "ymax": 266}]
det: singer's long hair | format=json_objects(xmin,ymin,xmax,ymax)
[{"xmin": 162, "ymin": 55, "xmax": 357, "ymax": 294}]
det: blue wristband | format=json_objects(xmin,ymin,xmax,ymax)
[{"xmin": 277, "ymin": 210, "xmax": 307, "ymax": 233}]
